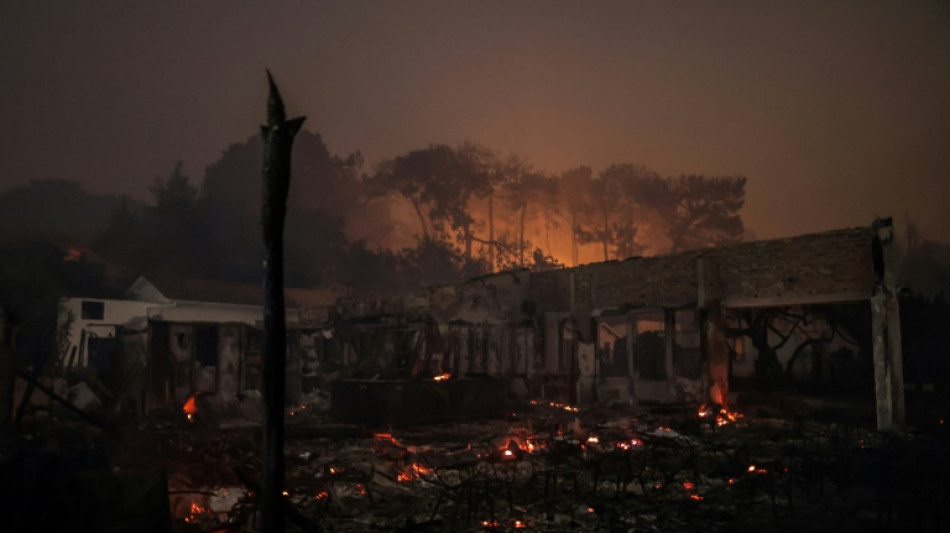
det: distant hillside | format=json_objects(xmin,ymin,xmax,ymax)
[{"xmin": 0, "ymin": 179, "xmax": 144, "ymax": 243}]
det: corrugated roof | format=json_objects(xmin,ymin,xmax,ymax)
[{"xmin": 131, "ymin": 276, "xmax": 340, "ymax": 309}]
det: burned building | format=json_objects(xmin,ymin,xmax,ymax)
[{"xmin": 324, "ymin": 220, "xmax": 902, "ymax": 431}]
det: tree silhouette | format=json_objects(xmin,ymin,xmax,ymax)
[
  {"xmin": 634, "ymin": 174, "xmax": 746, "ymax": 252},
  {"xmin": 573, "ymin": 164, "xmax": 654, "ymax": 261}
]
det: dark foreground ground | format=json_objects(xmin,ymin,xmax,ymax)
[{"xmin": 2, "ymin": 396, "xmax": 948, "ymax": 533}]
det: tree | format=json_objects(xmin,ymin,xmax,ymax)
[
  {"xmin": 573, "ymin": 164, "xmax": 654, "ymax": 261},
  {"xmin": 559, "ymin": 167, "xmax": 593, "ymax": 266},
  {"xmin": 635, "ymin": 174, "xmax": 746, "ymax": 252},
  {"xmin": 149, "ymin": 161, "xmax": 198, "ymax": 216},
  {"xmin": 501, "ymin": 163, "xmax": 556, "ymax": 268},
  {"xmin": 94, "ymin": 195, "xmax": 146, "ymax": 275},
  {"xmin": 367, "ymin": 144, "xmax": 495, "ymax": 263},
  {"xmin": 144, "ymin": 161, "xmax": 210, "ymax": 278},
  {"xmin": 366, "ymin": 145, "xmax": 452, "ymax": 240},
  {"xmin": 0, "ymin": 179, "xmax": 127, "ymax": 243},
  {"xmin": 200, "ymin": 129, "xmax": 361, "ymax": 285}
]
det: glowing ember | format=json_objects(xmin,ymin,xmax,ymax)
[
  {"xmin": 397, "ymin": 462, "xmax": 434, "ymax": 482},
  {"xmin": 682, "ymin": 481, "xmax": 695, "ymax": 490},
  {"xmin": 373, "ymin": 432, "xmax": 404, "ymax": 448},
  {"xmin": 513, "ymin": 519, "xmax": 527, "ymax": 528},
  {"xmin": 315, "ymin": 491, "xmax": 329, "ymax": 501},
  {"xmin": 587, "ymin": 506, "xmax": 595, "ymax": 513},
  {"xmin": 433, "ymin": 372, "xmax": 452, "ymax": 381},
  {"xmin": 697, "ymin": 404, "xmax": 743, "ymax": 427},
  {"xmin": 586, "ymin": 435, "xmax": 599, "ymax": 444},
  {"xmin": 481, "ymin": 519, "xmax": 501, "ymax": 528},
  {"xmin": 536, "ymin": 400, "xmax": 580, "ymax": 412},
  {"xmin": 183, "ymin": 395, "xmax": 197, "ymax": 422},
  {"xmin": 690, "ymin": 493, "xmax": 704, "ymax": 501},
  {"xmin": 183, "ymin": 501, "xmax": 212, "ymax": 524}
]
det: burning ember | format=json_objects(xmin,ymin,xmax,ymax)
[
  {"xmin": 617, "ymin": 438, "xmax": 643, "ymax": 450},
  {"xmin": 183, "ymin": 395, "xmax": 198, "ymax": 422},
  {"xmin": 397, "ymin": 462, "xmax": 434, "ymax": 482},
  {"xmin": 433, "ymin": 372, "xmax": 452, "ymax": 381},
  {"xmin": 183, "ymin": 501, "xmax": 212, "ymax": 524},
  {"xmin": 529, "ymin": 399, "xmax": 580, "ymax": 412},
  {"xmin": 697, "ymin": 404, "xmax": 743, "ymax": 427}
]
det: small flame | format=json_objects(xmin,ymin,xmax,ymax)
[
  {"xmin": 587, "ymin": 506, "xmax": 595, "ymax": 514},
  {"xmin": 586, "ymin": 435, "xmax": 599, "ymax": 444},
  {"xmin": 698, "ymin": 404, "xmax": 743, "ymax": 427},
  {"xmin": 183, "ymin": 501, "xmax": 212, "ymax": 523},
  {"xmin": 690, "ymin": 493, "xmax": 704, "ymax": 501},
  {"xmin": 433, "ymin": 372, "xmax": 452, "ymax": 381},
  {"xmin": 183, "ymin": 395, "xmax": 197, "ymax": 422},
  {"xmin": 682, "ymin": 481, "xmax": 695, "ymax": 490},
  {"xmin": 397, "ymin": 462, "xmax": 434, "ymax": 482}
]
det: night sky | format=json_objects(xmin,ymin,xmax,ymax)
[{"xmin": 1, "ymin": 1, "xmax": 948, "ymax": 241}]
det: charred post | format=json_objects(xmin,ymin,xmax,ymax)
[{"xmin": 260, "ymin": 70, "xmax": 305, "ymax": 533}]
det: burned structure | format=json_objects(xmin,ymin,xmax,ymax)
[
  {"xmin": 21, "ymin": 219, "xmax": 936, "ymax": 533},
  {"xmin": 56, "ymin": 276, "xmax": 339, "ymax": 419},
  {"xmin": 54, "ymin": 221, "xmax": 903, "ymax": 431},
  {"xmin": 324, "ymin": 220, "xmax": 903, "ymax": 431}
]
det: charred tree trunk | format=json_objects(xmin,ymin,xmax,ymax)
[
  {"xmin": 260, "ymin": 70, "xmax": 305, "ymax": 533},
  {"xmin": 488, "ymin": 192, "xmax": 495, "ymax": 271},
  {"xmin": 519, "ymin": 203, "xmax": 527, "ymax": 267},
  {"xmin": 409, "ymin": 197, "xmax": 429, "ymax": 240},
  {"xmin": 571, "ymin": 208, "xmax": 578, "ymax": 266}
]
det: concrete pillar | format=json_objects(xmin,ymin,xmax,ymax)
[
  {"xmin": 705, "ymin": 303, "xmax": 729, "ymax": 407},
  {"xmin": 626, "ymin": 312, "xmax": 638, "ymax": 405},
  {"xmin": 871, "ymin": 286, "xmax": 905, "ymax": 430},
  {"xmin": 885, "ymin": 287, "xmax": 905, "ymax": 425},
  {"xmin": 664, "ymin": 309, "xmax": 676, "ymax": 399},
  {"xmin": 871, "ymin": 290, "xmax": 893, "ymax": 430}
]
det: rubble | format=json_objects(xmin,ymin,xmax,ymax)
[{"xmin": 3, "ymin": 396, "xmax": 934, "ymax": 532}]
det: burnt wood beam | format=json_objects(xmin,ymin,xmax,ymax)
[{"xmin": 260, "ymin": 70, "xmax": 305, "ymax": 533}]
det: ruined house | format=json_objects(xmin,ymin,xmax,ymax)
[
  {"xmin": 57, "ymin": 276, "xmax": 339, "ymax": 415},
  {"xmin": 325, "ymin": 220, "xmax": 903, "ymax": 430},
  {"xmin": 55, "ymin": 220, "xmax": 903, "ymax": 431}
]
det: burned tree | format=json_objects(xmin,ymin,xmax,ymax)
[{"xmin": 260, "ymin": 70, "xmax": 305, "ymax": 533}]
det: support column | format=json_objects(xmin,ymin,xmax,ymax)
[
  {"xmin": 664, "ymin": 309, "xmax": 676, "ymax": 400},
  {"xmin": 705, "ymin": 303, "xmax": 729, "ymax": 407},
  {"xmin": 871, "ymin": 286, "xmax": 905, "ymax": 430},
  {"xmin": 885, "ymin": 287, "xmax": 905, "ymax": 425},
  {"xmin": 626, "ymin": 312, "xmax": 638, "ymax": 406},
  {"xmin": 871, "ymin": 289, "xmax": 893, "ymax": 430}
]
